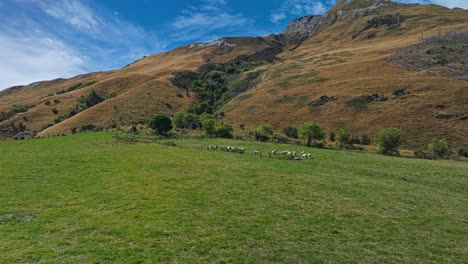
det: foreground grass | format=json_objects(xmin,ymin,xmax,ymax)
[{"xmin": 0, "ymin": 133, "xmax": 467, "ymax": 263}]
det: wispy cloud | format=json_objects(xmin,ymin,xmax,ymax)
[
  {"xmin": 0, "ymin": 0, "xmax": 164, "ymax": 89},
  {"xmin": 39, "ymin": 0, "xmax": 101, "ymax": 33},
  {"xmin": 170, "ymin": 0, "xmax": 254, "ymax": 43},
  {"xmin": 270, "ymin": 0, "xmax": 333, "ymax": 23},
  {"xmin": 0, "ymin": 31, "xmax": 86, "ymax": 88}
]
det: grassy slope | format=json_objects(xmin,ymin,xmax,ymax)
[
  {"xmin": 0, "ymin": 39, "xmax": 272, "ymax": 136},
  {"xmin": 0, "ymin": 132, "xmax": 467, "ymax": 263},
  {"xmin": 224, "ymin": 4, "xmax": 468, "ymax": 149}
]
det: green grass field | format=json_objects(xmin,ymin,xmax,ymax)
[{"xmin": 0, "ymin": 132, "xmax": 467, "ymax": 263}]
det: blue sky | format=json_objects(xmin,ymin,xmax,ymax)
[{"xmin": 0, "ymin": 0, "xmax": 466, "ymax": 90}]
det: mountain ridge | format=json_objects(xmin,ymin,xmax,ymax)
[{"xmin": 1, "ymin": 0, "xmax": 467, "ymax": 150}]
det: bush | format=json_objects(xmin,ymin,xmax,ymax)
[
  {"xmin": 298, "ymin": 122, "xmax": 325, "ymax": 146},
  {"xmin": 283, "ymin": 126, "xmax": 298, "ymax": 139},
  {"xmin": 173, "ymin": 112, "xmax": 201, "ymax": 129},
  {"xmin": 375, "ymin": 128, "xmax": 401, "ymax": 155},
  {"xmin": 54, "ymin": 112, "xmax": 71, "ymax": 124},
  {"xmin": 202, "ymin": 117, "xmax": 217, "ymax": 136},
  {"xmin": 428, "ymin": 138, "xmax": 453, "ymax": 159},
  {"xmin": 329, "ymin": 132, "xmax": 336, "ymax": 142},
  {"xmin": 148, "ymin": 114, "xmax": 173, "ymax": 135},
  {"xmin": 71, "ymin": 127, "xmax": 77, "ymax": 134},
  {"xmin": 80, "ymin": 124, "xmax": 96, "ymax": 132},
  {"xmin": 458, "ymin": 149, "xmax": 468, "ymax": 158},
  {"xmin": 201, "ymin": 115, "xmax": 233, "ymax": 138},
  {"xmin": 414, "ymin": 151, "xmax": 432, "ymax": 159},
  {"xmin": 10, "ymin": 105, "xmax": 29, "ymax": 113},
  {"xmin": 255, "ymin": 123, "xmax": 274, "ymax": 141},
  {"xmin": 360, "ymin": 134, "xmax": 371, "ymax": 145},
  {"xmin": 336, "ymin": 128, "xmax": 351, "ymax": 148},
  {"xmin": 44, "ymin": 100, "xmax": 51, "ymax": 106},
  {"xmin": 214, "ymin": 122, "xmax": 233, "ymax": 138}
]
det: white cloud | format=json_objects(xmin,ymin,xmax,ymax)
[
  {"xmin": 271, "ymin": 0, "xmax": 334, "ymax": 23},
  {"xmin": 170, "ymin": 0, "xmax": 253, "ymax": 42},
  {"xmin": 0, "ymin": 32, "xmax": 86, "ymax": 89},
  {"xmin": 0, "ymin": 0, "xmax": 165, "ymax": 90},
  {"xmin": 40, "ymin": 0, "xmax": 101, "ymax": 33}
]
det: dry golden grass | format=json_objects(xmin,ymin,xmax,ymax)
[
  {"xmin": 224, "ymin": 4, "xmax": 468, "ymax": 149},
  {"xmin": 0, "ymin": 3, "xmax": 467, "ymax": 149}
]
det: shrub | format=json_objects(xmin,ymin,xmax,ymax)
[
  {"xmin": 10, "ymin": 105, "xmax": 29, "ymax": 113},
  {"xmin": 200, "ymin": 115, "xmax": 232, "ymax": 138},
  {"xmin": 80, "ymin": 124, "xmax": 96, "ymax": 132},
  {"xmin": 329, "ymin": 132, "xmax": 336, "ymax": 142},
  {"xmin": 44, "ymin": 100, "xmax": 51, "ymax": 106},
  {"xmin": 54, "ymin": 112, "xmax": 71, "ymax": 124},
  {"xmin": 215, "ymin": 122, "xmax": 233, "ymax": 138},
  {"xmin": 53, "ymin": 99, "xmax": 60, "ymax": 104},
  {"xmin": 148, "ymin": 114, "xmax": 173, "ymax": 135},
  {"xmin": 414, "ymin": 151, "xmax": 432, "ymax": 159},
  {"xmin": 458, "ymin": 149, "xmax": 468, "ymax": 158},
  {"xmin": 283, "ymin": 126, "xmax": 298, "ymax": 139},
  {"xmin": 52, "ymin": 108, "xmax": 59, "ymax": 115},
  {"xmin": 360, "ymin": 134, "xmax": 371, "ymax": 145},
  {"xmin": 336, "ymin": 128, "xmax": 351, "ymax": 148},
  {"xmin": 71, "ymin": 127, "xmax": 77, "ymax": 134},
  {"xmin": 56, "ymin": 89, "xmax": 66, "ymax": 95},
  {"xmin": 298, "ymin": 122, "xmax": 325, "ymax": 146},
  {"xmin": 202, "ymin": 118, "xmax": 217, "ymax": 136},
  {"xmin": 255, "ymin": 123, "xmax": 274, "ymax": 141},
  {"xmin": 375, "ymin": 128, "xmax": 401, "ymax": 155},
  {"xmin": 273, "ymin": 133, "xmax": 289, "ymax": 144},
  {"xmin": 428, "ymin": 138, "xmax": 453, "ymax": 159},
  {"xmin": 79, "ymin": 90, "xmax": 104, "ymax": 109},
  {"xmin": 173, "ymin": 112, "xmax": 201, "ymax": 129}
]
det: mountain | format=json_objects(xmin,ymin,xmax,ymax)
[{"xmin": 1, "ymin": 0, "xmax": 467, "ymax": 149}]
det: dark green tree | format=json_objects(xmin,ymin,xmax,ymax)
[{"xmin": 148, "ymin": 114, "xmax": 173, "ymax": 135}]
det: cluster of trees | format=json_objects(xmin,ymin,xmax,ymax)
[
  {"xmin": 53, "ymin": 90, "xmax": 105, "ymax": 125},
  {"xmin": 147, "ymin": 112, "xmax": 462, "ymax": 159},
  {"xmin": 252, "ymin": 122, "xmax": 402, "ymax": 155},
  {"xmin": 148, "ymin": 112, "xmax": 233, "ymax": 138},
  {"xmin": 189, "ymin": 72, "xmax": 229, "ymax": 115}
]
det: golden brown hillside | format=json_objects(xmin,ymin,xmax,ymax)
[{"xmin": 0, "ymin": 0, "xmax": 467, "ymax": 149}]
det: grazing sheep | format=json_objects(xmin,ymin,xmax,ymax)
[
  {"xmin": 307, "ymin": 153, "xmax": 312, "ymax": 159},
  {"xmin": 252, "ymin": 150, "xmax": 260, "ymax": 156},
  {"xmin": 271, "ymin": 149, "xmax": 278, "ymax": 155}
]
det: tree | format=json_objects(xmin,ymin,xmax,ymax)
[
  {"xmin": 336, "ymin": 128, "xmax": 351, "ymax": 148},
  {"xmin": 148, "ymin": 114, "xmax": 173, "ymax": 135},
  {"xmin": 255, "ymin": 123, "xmax": 274, "ymax": 141},
  {"xmin": 375, "ymin": 128, "xmax": 401, "ymax": 155},
  {"xmin": 428, "ymin": 138, "xmax": 453, "ymax": 159},
  {"xmin": 298, "ymin": 122, "xmax": 325, "ymax": 146},
  {"xmin": 202, "ymin": 118, "xmax": 217, "ymax": 136},
  {"xmin": 172, "ymin": 112, "xmax": 201, "ymax": 129},
  {"xmin": 215, "ymin": 122, "xmax": 233, "ymax": 138}
]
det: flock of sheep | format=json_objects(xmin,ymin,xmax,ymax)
[{"xmin": 205, "ymin": 144, "xmax": 313, "ymax": 160}]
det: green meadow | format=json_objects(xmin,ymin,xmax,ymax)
[{"xmin": 0, "ymin": 132, "xmax": 467, "ymax": 263}]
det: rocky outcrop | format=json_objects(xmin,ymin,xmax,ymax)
[{"xmin": 281, "ymin": 0, "xmax": 405, "ymax": 49}]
